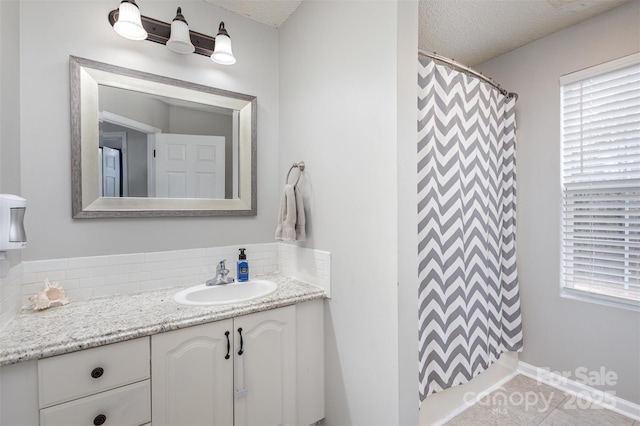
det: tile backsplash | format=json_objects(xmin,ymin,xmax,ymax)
[
  {"xmin": 22, "ymin": 244, "xmax": 280, "ymax": 302},
  {"xmin": 0, "ymin": 262, "xmax": 23, "ymax": 330},
  {"xmin": 279, "ymin": 243, "xmax": 331, "ymax": 297},
  {"xmin": 0, "ymin": 243, "xmax": 330, "ymax": 329}
]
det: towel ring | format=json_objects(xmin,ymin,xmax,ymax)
[{"xmin": 286, "ymin": 161, "xmax": 305, "ymax": 186}]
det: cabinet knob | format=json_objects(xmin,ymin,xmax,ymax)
[
  {"xmin": 90, "ymin": 367, "xmax": 104, "ymax": 379},
  {"xmin": 93, "ymin": 414, "xmax": 107, "ymax": 425}
]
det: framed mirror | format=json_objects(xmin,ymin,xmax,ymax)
[{"xmin": 70, "ymin": 56, "xmax": 256, "ymax": 218}]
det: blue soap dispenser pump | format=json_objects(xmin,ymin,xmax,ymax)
[{"xmin": 237, "ymin": 248, "xmax": 249, "ymax": 282}]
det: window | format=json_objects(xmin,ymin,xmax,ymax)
[{"xmin": 560, "ymin": 53, "xmax": 640, "ymax": 309}]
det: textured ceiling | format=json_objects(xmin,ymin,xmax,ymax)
[
  {"xmin": 205, "ymin": 0, "xmax": 633, "ymax": 65},
  {"xmin": 204, "ymin": 0, "xmax": 302, "ymax": 28},
  {"xmin": 419, "ymin": 0, "xmax": 633, "ymax": 65}
]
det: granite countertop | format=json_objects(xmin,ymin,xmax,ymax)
[{"xmin": 0, "ymin": 273, "xmax": 325, "ymax": 366}]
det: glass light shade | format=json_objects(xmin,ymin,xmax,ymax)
[
  {"xmin": 167, "ymin": 18, "xmax": 195, "ymax": 54},
  {"xmin": 211, "ymin": 34, "xmax": 236, "ymax": 65},
  {"xmin": 113, "ymin": 1, "xmax": 147, "ymax": 41}
]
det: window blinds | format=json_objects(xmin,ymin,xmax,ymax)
[{"xmin": 560, "ymin": 54, "xmax": 640, "ymax": 304}]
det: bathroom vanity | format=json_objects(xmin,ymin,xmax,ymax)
[{"xmin": 0, "ymin": 274, "xmax": 325, "ymax": 426}]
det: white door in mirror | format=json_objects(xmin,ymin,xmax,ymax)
[
  {"xmin": 174, "ymin": 280, "xmax": 278, "ymax": 306},
  {"xmin": 154, "ymin": 134, "xmax": 226, "ymax": 199}
]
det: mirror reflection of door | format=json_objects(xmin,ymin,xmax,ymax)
[
  {"xmin": 97, "ymin": 102, "xmax": 234, "ymax": 200},
  {"xmin": 100, "ymin": 131, "xmax": 128, "ymax": 196},
  {"xmin": 154, "ymin": 134, "xmax": 226, "ymax": 199},
  {"xmin": 100, "ymin": 146, "xmax": 121, "ymax": 197},
  {"xmin": 98, "ymin": 85, "xmax": 238, "ymax": 200},
  {"xmin": 100, "ymin": 117, "xmax": 152, "ymax": 198}
]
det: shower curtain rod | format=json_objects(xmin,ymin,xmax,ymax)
[{"xmin": 418, "ymin": 49, "xmax": 518, "ymax": 100}]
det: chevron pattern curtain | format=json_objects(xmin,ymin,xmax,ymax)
[{"xmin": 417, "ymin": 58, "xmax": 524, "ymax": 401}]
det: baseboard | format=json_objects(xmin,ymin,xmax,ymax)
[{"xmin": 518, "ymin": 361, "xmax": 640, "ymax": 421}]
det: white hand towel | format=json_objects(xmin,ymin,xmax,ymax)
[
  {"xmin": 275, "ymin": 184, "xmax": 297, "ymax": 241},
  {"xmin": 275, "ymin": 184, "xmax": 306, "ymax": 241},
  {"xmin": 294, "ymin": 185, "xmax": 306, "ymax": 241}
]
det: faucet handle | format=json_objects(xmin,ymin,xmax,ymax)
[{"xmin": 217, "ymin": 259, "xmax": 228, "ymax": 272}]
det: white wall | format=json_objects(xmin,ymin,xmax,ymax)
[
  {"xmin": 278, "ymin": 1, "xmax": 418, "ymax": 424},
  {"xmin": 1, "ymin": 0, "xmax": 21, "ymax": 197},
  {"xmin": 397, "ymin": 1, "xmax": 420, "ymax": 424},
  {"xmin": 0, "ymin": 0, "xmax": 3, "ymax": 195},
  {"xmin": 19, "ymin": 0, "xmax": 279, "ymax": 261},
  {"xmin": 478, "ymin": 0, "xmax": 640, "ymax": 404},
  {"xmin": 0, "ymin": 0, "xmax": 23, "ymax": 325}
]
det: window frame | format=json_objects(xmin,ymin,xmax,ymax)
[{"xmin": 558, "ymin": 52, "xmax": 640, "ymax": 312}]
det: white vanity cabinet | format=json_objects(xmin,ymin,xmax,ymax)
[
  {"xmin": 233, "ymin": 306, "xmax": 297, "ymax": 426},
  {"xmin": 151, "ymin": 319, "xmax": 235, "ymax": 425},
  {"xmin": 0, "ymin": 298, "xmax": 324, "ymax": 426},
  {"xmin": 152, "ymin": 305, "xmax": 298, "ymax": 426},
  {"xmin": 38, "ymin": 337, "xmax": 151, "ymax": 426}
]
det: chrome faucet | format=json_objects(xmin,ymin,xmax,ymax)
[{"xmin": 206, "ymin": 260, "xmax": 235, "ymax": 286}]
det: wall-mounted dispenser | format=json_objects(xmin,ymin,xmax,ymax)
[{"xmin": 0, "ymin": 194, "xmax": 27, "ymax": 251}]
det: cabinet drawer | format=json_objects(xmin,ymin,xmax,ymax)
[
  {"xmin": 40, "ymin": 380, "xmax": 150, "ymax": 426},
  {"xmin": 39, "ymin": 338, "xmax": 150, "ymax": 408}
]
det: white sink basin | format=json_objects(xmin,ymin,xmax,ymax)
[{"xmin": 174, "ymin": 280, "xmax": 278, "ymax": 306}]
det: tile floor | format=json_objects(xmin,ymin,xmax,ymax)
[{"xmin": 445, "ymin": 375, "xmax": 639, "ymax": 426}]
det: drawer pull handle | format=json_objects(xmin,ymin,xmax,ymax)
[
  {"xmin": 225, "ymin": 331, "xmax": 231, "ymax": 359},
  {"xmin": 238, "ymin": 327, "xmax": 244, "ymax": 355},
  {"xmin": 90, "ymin": 367, "xmax": 104, "ymax": 379},
  {"xmin": 93, "ymin": 414, "xmax": 107, "ymax": 425}
]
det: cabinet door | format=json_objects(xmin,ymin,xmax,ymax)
[
  {"xmin": 234, "ymin": 306, "xmax": 297, "ymax": 426},
  {"xmin": 152, "ymin": 320, "xmax": 233, "ymax": 426}
]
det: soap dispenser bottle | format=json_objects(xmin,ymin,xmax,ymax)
[{"xmin": 237, "ymin": 248, "xmax": 249, "ymax": 282}]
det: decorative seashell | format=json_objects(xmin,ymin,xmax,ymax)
[{"xmin": 29, "ymin": 279, "xmax": 69, "ymax": 311}]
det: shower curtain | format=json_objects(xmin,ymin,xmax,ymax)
[{"xmin": 417, "ymin": 57, "xmax": 524, "ymax": 401}]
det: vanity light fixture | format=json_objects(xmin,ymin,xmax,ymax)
[
  {"xmin": 211, "ymin": 22, "xmax": 236, "ymax": 65},
  {"xmin": 108, "ymin": 2, "xmax": 236, "ymax": 65},
  {"xmin": 112, "ymin": 0, "xmax": 147, "ymax": 41},
  {"xmin": 166, "ymin": 8, "xmax": 195, "ymax": 54}
]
